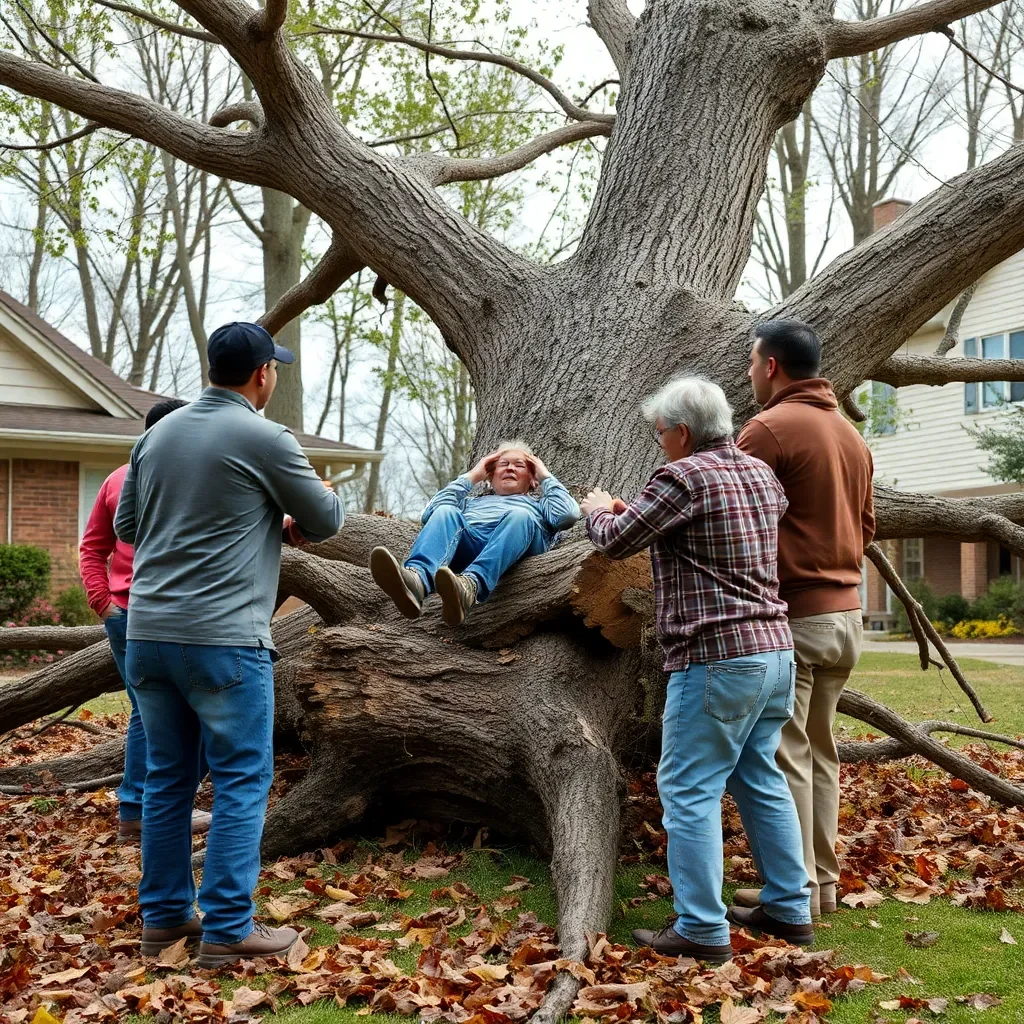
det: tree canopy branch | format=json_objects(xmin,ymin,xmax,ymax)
[
  {"xmin": 0, "ymin": 121, "xmax": 99, "ymax": 152},
  {"xmin": 0, "ymin": 49, "xmax": 265, "ymax": 182},
  {"xmin": 209, "ymin": 100, "xmax": 265, "ymax": 128},
  {"xmin": 587, "ymin": 0, "xmax": 636, "ymax": 77},
  {"xmin": 257, "ymin": 0, "xmax": 289, "ymax": 39},
  {"xmin": 778, "ymin": 140, "xmax": 1024, "ymax": 396},
  {"xmin": 89, "ymin": 0, "xmax": 219, "ymax": 43},
  {"xmin": 874, "ymin": 354, "xmax": 1024, "ymax": 387},
  {"xmin": 259, "ymin": 236, "xmax": 363, "ymax": 336},
  {"xmin": 827, "ymin": 0, "xmax": 1008, "ymax": 58},
  {"xmin": 304, "ymin": 25, "xmax": 615, "ymax": 125}
]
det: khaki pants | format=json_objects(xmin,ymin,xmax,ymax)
[{"xmin": 775, "ymin": 610, "xmax": 862, "ymax": 914}]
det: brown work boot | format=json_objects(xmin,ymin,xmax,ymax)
[
  {"xmin": 727, "ymin": 904, "xmax": 814, "ymax": 946},
  {"xmin": 197, "ymin": 922, "xmax": 300, "ymax": 969},
  {"xmin": 632, "ymin": 921, "xmax": 732, "ymax": 963},
  {"xmin": 435, "ymin": 567, "xmax": 477, "ymax": 626},
  {"xmin": 369, "ymin": 547, "xmax": 426, "ymax": 619},
  {"xmin": 734, "ymin": 886, "xmax": 835, "ymax": 917},
  {"xmin": 118, "ymin": 809, "xmax": 214, "ymax": 844},
  {"xmin": 141, "ymin": 916, "xmax": 203, "ymax": 957}
]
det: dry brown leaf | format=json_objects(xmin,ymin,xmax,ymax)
[
  {"xmin": 893, "ymin": 884, "xmax": 934, "ymax": 905},
  {"xmin": 998, "ymin": 927, "xmax": 1016, "ymax": 945},
  {"xmin": 956, "ymin": 993, "xmax": 1003, "ymax": 1010},
  {"xmin": 841, "ymin": 889, "xmax": 885, "ymax": 908},
  {"xmin": 719, "ymin": 997, "xmax": 764, "ymax": 1023},
  {"xmin": 503, "ymin": 875, "xmax": 534, "ymax": 892},
  {"xmin": 904, "ymin": 931, "xmax": 940, "ymax": 948},
  {"xmin": 263, "ymin": 896, "xmax": 316, "ymax": 922},
  {"xmin": 155, "ymin": 936, "xmax": 190, "ymax": 968}
]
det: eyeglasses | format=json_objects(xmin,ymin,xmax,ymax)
[{"xmin": 655, "ymin": 425, "xmax": 680, "ymax": 442}]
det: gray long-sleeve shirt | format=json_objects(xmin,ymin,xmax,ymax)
[{"xmin": 114, "ymin": 387, "xmax": 343, "ymax": 652}]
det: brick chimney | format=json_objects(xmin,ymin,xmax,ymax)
[{"xmin": 872, "ymin": 198, "xmax": 912, "ymax": 233}]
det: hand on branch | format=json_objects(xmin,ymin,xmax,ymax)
[{"xmin": 581, "ymin": 489, "xmax": 617, "ymax": 516}]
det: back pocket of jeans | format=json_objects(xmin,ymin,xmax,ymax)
[
  {"xmin": 704, "ymin": 661, "xmax": 768, "ymax": 723},
  {"xmin": 181, "ymin": 646, "xmax": 243, "ymax": 692}
]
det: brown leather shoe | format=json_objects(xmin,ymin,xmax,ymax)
[
  {"xmin": 118, "ymin": 810, "xmax": 214, "ymax": 844},
  {"xmin": 632, "ymin": 923, "xmax": 732, "ymax": 963},
  {"xmin": 197, "ymin": 922, "xmax": 300, "ymax": 969},
  {"xmin": 733, "ymin": 886, "xmax": 835, "ymax": 917},
  {"xmin": 727, "ymin": 904, "xmax": 814, "ymax": 946},
  {"xmin": 370, "ymin": 547, "xmax": 426, "ymax": 619},
  {"xmin": 435, "ymin": 567, "xmax": 477, "ymax": 626},
  {"xmin": 141, "ymin": 916, "xmax": 203, "ymax": 956}
]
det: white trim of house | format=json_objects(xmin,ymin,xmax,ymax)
[
  {"xmin": 0, "ymin": 304, "xmax": 139, "ymax": 419},
  {"xmin": 0, "ymin": 427, "xmax": 385, "ymax": 465}
]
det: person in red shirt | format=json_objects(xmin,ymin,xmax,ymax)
[{"xmin": 80, "ymin": 398, "xmax": 211, "ymax": 843}]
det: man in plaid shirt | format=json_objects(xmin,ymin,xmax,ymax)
[{"xmin": 583, "ymin": 376, "xmax": 811, "ymax": 963}]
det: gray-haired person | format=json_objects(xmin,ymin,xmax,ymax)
[
  {"xmin": 370, "ymin": 441, "xmax": 580, "ymax": 625},
  {"xmin": 582, "ymin": 376, "xmax": 811, "ymax": 962}
]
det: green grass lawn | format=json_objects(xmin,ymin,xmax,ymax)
[{"xmin": 80, "ymin": 651, "xmax": 1024, "ymax": 1020}]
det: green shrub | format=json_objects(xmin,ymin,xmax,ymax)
[
  {"xmin": 970, "ymin": 576, "xmax": 1022, "ymax": 621},
  {"xmin": 0, "ymin": 545, "xmax": 50, "ymax": 622},
  {"xmin": 935, "ymin": 593, "xmax": 971, "ymax": 627},
  {"xmin": 893, "ymin": 578, "xmax": 938, "ymax": 635},
  {"xmin": 54, "ymin": 584, "xmax": 97, "ymax": 626}
]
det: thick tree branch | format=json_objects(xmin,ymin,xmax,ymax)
[
  {"xmin": 780, "ymin": 140, "xmax": 1024, "ymax": 395},
  {"xmin": 0, "ymin": 50, "xmax": 265, "ymax": 181},
  {"xmin": 828, "ymin": 0, "xmax": 1008, "ymax": 58},
  {"xmin": 873, "ymin": 484, "xmax": 1024, "ymax": 557},
  {"xmin": 935, "ymin": 283, "xmax": 977, "ymax": 356},
  {"xmin": 257, "ymin": 0, "xmax": 288, "ymax": 39},
  {"xmin": 259, "ymin": 235, "xmax": 363, "ymax": 336},
  {"xmin": 587, "ymin": 0, "xmax": 636, "ymax": 77},
  {"xmin": 89, "ymin": 0, "xmax": 219, "ymax": 43},
  {"xmin": 414, "ymin": 120, "xmax": 613, "ymax": 185},
  {"xmin": 209, "ymin": 101, "xmax": 265, "ymax": 128},
  {"xmin": 305, "ymin": 26, "xmax": 615, "ymax": 125},
  {"xmin": 874, "ymin": 355, "xmax": 1024, "ymax": 387},
  {"xmin": 0, "ymin": 626, "xmax": 106, "ymax": 650}
]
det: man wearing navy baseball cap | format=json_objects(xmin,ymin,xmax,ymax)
[{"xmin": 115, "ymin": 321, "xmax": 342, "ymax": 967}]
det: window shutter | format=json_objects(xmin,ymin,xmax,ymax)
[{"xmin": 1011, "ymin": 331, "xmax": 1024, "ymax": 403}]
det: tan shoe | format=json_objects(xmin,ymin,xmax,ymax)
[
  {"xmin": 435, "ymin": 567, "xmax": 477, "ymax": 626},
  {"xmin": 141, "ymin": 916, "xmax": 203, "ymax": 956},
  {"xmin": 369, "ymin": 547, "xmax": 426, "ymax": 619},
  {"xmin": 734, "ymin": 886, "xmax": 834, "ymax": 917},
  {"xmin": 117, "ymin": 810, "xmax": 215, "ymax": 844},
  {"xmin": 197, "ymin": 922, "xmax": 300, "ymax": 969},
  {"xmin": 733, "ymin": 887, "xmax": 761, "ymax": 909}
]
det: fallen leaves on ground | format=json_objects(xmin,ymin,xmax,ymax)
[{"xmin": 624, "ymin": 746, "xmax": 1024, "ymax": 912}]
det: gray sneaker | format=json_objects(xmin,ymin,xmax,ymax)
[
  {"xmin": 197, "ymin": 922, "xmax": 300, "ymax": 969},
  {"xmin": 369, "ymin": 547, "xmax": 426, "ymax": 619},
  {"xmin": 435, "ymin": 567, "xmax": 478, "ymax": 626}
]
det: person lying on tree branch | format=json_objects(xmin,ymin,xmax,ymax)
[{"xmin": 370, "ymin": 441, "xmax": 580, "ymax": 626}]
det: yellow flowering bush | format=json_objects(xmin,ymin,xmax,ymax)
[{"xmin": 950, "ymin": 617, "xmax": 1019, "ymax": 640}]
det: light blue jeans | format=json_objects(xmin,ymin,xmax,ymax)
[
  {"xmin": 126, "ymin": 639, "xmax": 274, "ymax": 945},
  {"xmin": 405, "ymin": 504, "xmax": 547, "ymax": 601},
  {"xmin": 659, "ymin": 649, "xmax": 811, "ymax": 946}
]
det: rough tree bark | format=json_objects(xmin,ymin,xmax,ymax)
[{"xmin": 2, "ymin": 1, "xmax": 1024, "ymax": 1017}]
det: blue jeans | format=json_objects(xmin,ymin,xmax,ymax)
[
  {"xmin": 105, "ymin": 610, "xmax": 208, "ymax": 822},
  {"xmin": 126, "ymin": 640, "xmax": 274, "ymax": 944},
  {"xmin": 405, "ymin": 504, "xmax": 547, "ymax": 601},
  {"xmin": 659, "ymin": 649, "xmax": 810, "ymax": 946}
]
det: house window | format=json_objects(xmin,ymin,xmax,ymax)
[
  {"xmin": 964, "ymin": 338, "xmax": 978, "ymax": 414},
  {"xmin": 1011, "ymin": 331, "xmax": 1024, "ymax": 403},
  {"xmin": 79, "ymin": 466, "xmax": 113, "ymax": 539},
  {"xmin": 982, "ymin": 334, "xmax": 1006, "ymax": 408},
  {"xmin": 870, "ymin": 381, "xmax": 897, "ymax": 435},
  {"xmin": 903, "ymin": 538, "xmax": 923, "ymax": 580}
]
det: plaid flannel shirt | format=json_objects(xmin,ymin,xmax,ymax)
[{"xmin": 586, "ymin": 439, "xmax": 792, "ymax": 670}]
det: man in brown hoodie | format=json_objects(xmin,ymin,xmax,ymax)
[{"xmin": 736, "ymin": 319, "xmax": 875, "ymax": 918}]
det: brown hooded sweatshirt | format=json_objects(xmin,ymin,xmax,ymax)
[{"xmin": 736, "ymin": 378, "xmax": 875, "ymax": 619}]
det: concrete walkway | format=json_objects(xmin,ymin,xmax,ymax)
[{"xmin": 863, "ymin": 636, "xmax": 1024, "ymax": 668}]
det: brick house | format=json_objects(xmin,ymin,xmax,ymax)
[
  {"xmin": 860, "ymin": 200, "xmax": 1024, "ymax": 628},
  {"xmin": 0, "ymin": 289, "xmax": 382, "ymax": 596}
]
